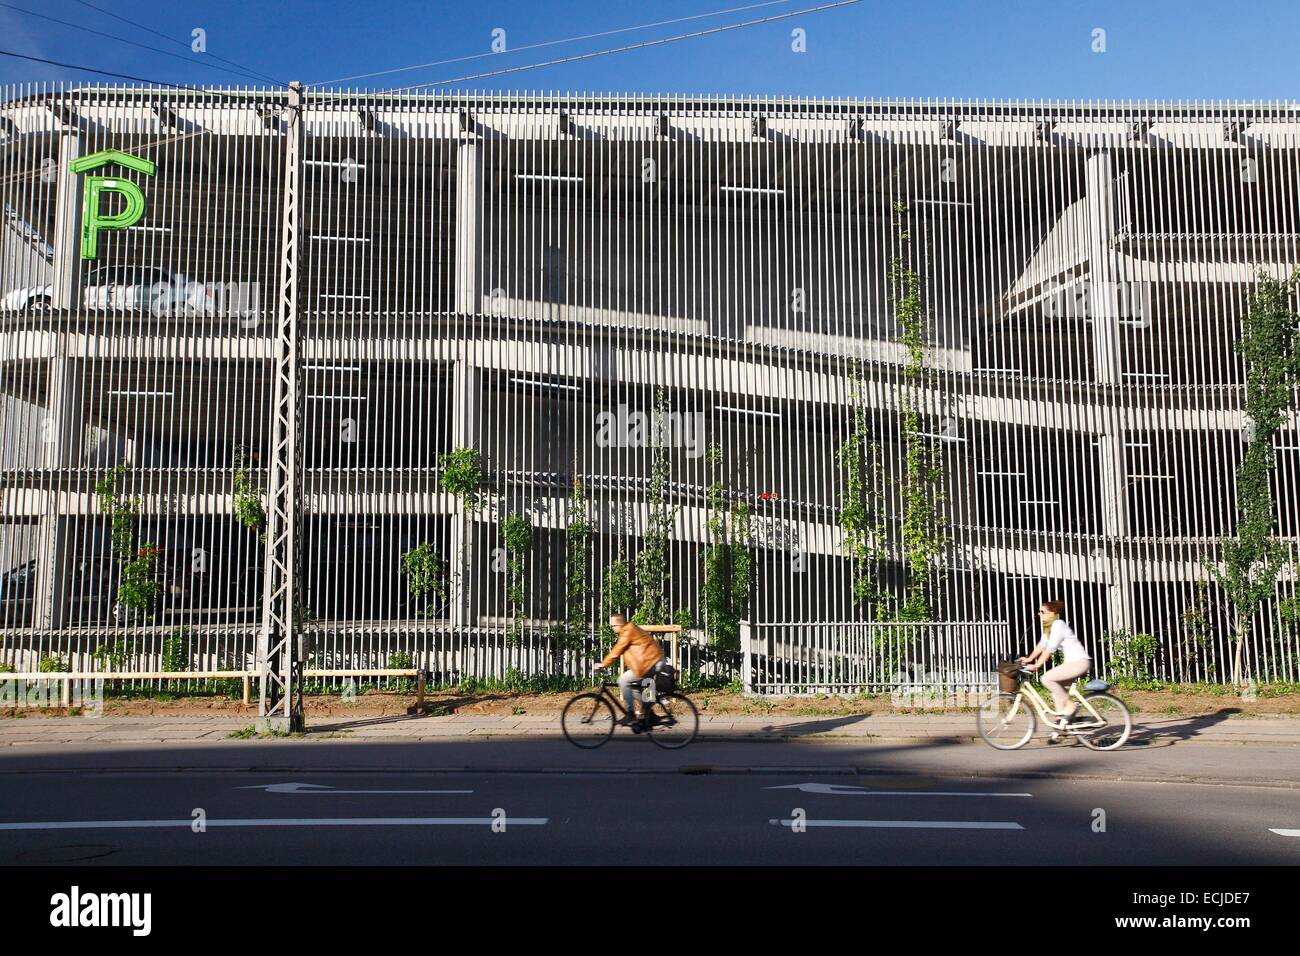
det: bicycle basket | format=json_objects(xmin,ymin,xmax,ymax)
[{"xmin": 995, "ymin": 658, "xmax": 1021, "ymax": 695}]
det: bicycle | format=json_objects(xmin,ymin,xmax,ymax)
[
  {"xmin": 977, "ymin": 665, "xmax": 1132, "ymax": 751},
  {"xmin": 561, "ymin": 674, "xmax": 700, "ymax": 750}
]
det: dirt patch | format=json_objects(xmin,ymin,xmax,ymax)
[{"xmin": 10, "ymin": 684, "xmax": 1291, "ymax": 720}]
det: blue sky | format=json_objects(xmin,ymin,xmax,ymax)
[{"xmin": 0, "ymin": 0, "xmax": 1297, "ymax": 99}]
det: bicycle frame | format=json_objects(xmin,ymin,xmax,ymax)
[
  {"xmin": 594, "ymin": 680, "xmax": 654, "ymax": 718},
  {"xmin": 1010, "ymin": 679, "xmax": 1107, "ymax": 732}
]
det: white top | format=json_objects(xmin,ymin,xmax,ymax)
[{"xmin": 1041, "ymin": 619, "xmax": 1090, "ymax": 664}]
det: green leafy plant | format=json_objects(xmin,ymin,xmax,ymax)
[
  {"xmin": 635, "ymin": 387, "xmax": 676, "ymax": 625},
  {"xmin": 502, "ymin": 512, "xmax": 533, "ymax": 645},
  {"xmin": 1107, "ymin": 629, "xmax": 1161, "ymax": 687},
  {"xmin": 456, "ymin": 667, "xmax": 589, "ymax": 695},
  {"xmin": 837, "ymin": 376, "xmax": 892, "ymax": 620},
  {"xmin": 93, "ymin": 638, "xmax": 135, "ymax": 669},
  {"xmin": 558, "ymin": 476, "xmax": 593, "ymax": 656},
  {"xmin": 96, "ymin": 465, "xmax": 161, "ymax": 619},
  {"xmin": 118, "ymin": 545, "xmax": 161, "ymax": 615},
  {"xmin": 700, "ymin": 442, "xmax": 752, "ymax": 653},
  {"xmin": 399, "ymin": 542, "xmax": 447, "ymax": 618},
  {"xmin": 1207, "ymin": 269, "xmax": 1300, "ymax": 686},
  {"xmin": 1178, "ymin": 579, "xmax": 1218, "ymax": 682},
  {"xmin": 38, "ymin": 655, "xmax": 67, "ymax": 673},
  {"xmin": 163, "ymin": 629, "xmax": 190, "ymax": 673},
  {"xmin": 232, "ymin": 447, "xmax": 267, "ymax": 540},
  {"xmin": 438, "ymin": 446, "xmax": 486, "ymax": 512},
  {"xmin": 600, "ymin": 556, "xmax": 635, "ymax": 651},
  {"xmin": 891, "ymin": 201, "xmax": 946, "ymax": 622},
  {"xmin": 387, "ymin": 651, "xmax": 415, "ymax": 693}
]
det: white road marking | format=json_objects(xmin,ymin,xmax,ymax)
[
  {"xmin": 1269, "ymin": 829, "xmax": 1300, "ymax": 837},
  {"xmin": 764, "ymin": 783, "xmax": 1031, "ymax": 797},
  {"xmin": 770, "ymin": 818, "xmax": 1023, "ymax": 830},
  {"xmin": 0, "ymin": 817, "xmax": 546, "ymax": 831},
  {"xmin": 235, "ymin": 782, "xmax": 472, "ymax": 794}
]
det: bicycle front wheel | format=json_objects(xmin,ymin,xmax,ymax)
[
  {"xmin": 977, "ymin": 693, "xmax": 1035, "ymax": 750},
  {"xmin": 561, "ymin": 693, "xmax": 616, "ymax": 749},
  {"xmin": 646, "ymin": 693, "xmax": 699, "ymax": 749},
  {"xmin": 1075, "ymin": 693, "xmax": 1132, "ymax": 751}
]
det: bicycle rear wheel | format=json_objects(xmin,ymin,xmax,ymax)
[
  {"xmin": 561, "ymin": 693, "xmax": 616, "ymax": 749},
  {"xmin": 646, "ymin": 693, "xmax": 699, "ymax": 749},
  {"xmin": 1075, "ymin": 693, "xmax": 1132, "ymax": 751},
  {"xmin": 977, "ymin": 693, "xmax": 1035, "ymax": 750}
]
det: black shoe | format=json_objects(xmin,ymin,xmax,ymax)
[{"xmin": 617, "ymin": 715, "xmax": 637, "ymax": 727}]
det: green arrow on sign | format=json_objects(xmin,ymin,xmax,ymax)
[{"xmin": 68, "ymin": 149, "xmax": 157, "ymax": 259}]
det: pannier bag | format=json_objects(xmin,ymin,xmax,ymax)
[
  {"xmin": 654, "ymin": 663, "xmax": 678, "ymax": 695},
  {"xmin": 995, "ymin": 657, "xmax": 1022, "ymax": 695}
]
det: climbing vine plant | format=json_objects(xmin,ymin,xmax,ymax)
[
  {"xmin": 94, "ymin": 464, "xmax": 159, "ymax": 618},
  {"xmin": 700, "ymin": 442, "xmax": 753, "ymax": 652},
  {"xmin": 502, "ymin": 511, "xmax": 533, "ymax": 645},
  {"xmin": 635, "ymin": 387, "xmax": 675, "ymax": 625},
  {"xmin": 399, "ymin": 542, "xmax": 446, "ymax": 618},
  {"xmin": 837, "ymin": 372, "xmax": 892, "ymax": 620},
  {"xmin": 231, "ymin": 445, "xmax": 266, "ymax": 540},
  {"xmin": 892, "ymin": 200, "xmax": 946, "ymax": 622},
  {"xmin": 559, "ymin": 475, "xmax": 592, "ymax": 656},
  {"xmin": 438, "ymin": 446, "xmax": 488, "ymax": 622},
  {"xmin": 1208, "ymin": 269, "xmax": 1300, "ymax": 686},
  {"xmin": 601, "ymin": 550, "xmax": 635, "ymax": 652}
]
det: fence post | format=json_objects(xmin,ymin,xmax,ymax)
[
  {"xmin": 242, "ymin": 674, "xmax": 251, "ymax": 707},
  {"xmin": 740, "ymin": 620, "xmax": 752, "ymax": 696}
]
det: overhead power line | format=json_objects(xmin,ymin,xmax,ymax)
[
  {"xmin": 67, "ymin": 0, "xmax": 285, "ymax": 86},
  {"xmin": 386, "ymin": 0, "xmax": 866, "ymax": 94},
  {"xmin": 0, "ymin": 48, "xmax": 246, "ymax": 94},
  {"xmin": 0, "ymin": 1, "xmax": 276, "ymax": 86},
  {"xmin": 311, "ymin": 0, "xmax": 794, "ymax": 87}
]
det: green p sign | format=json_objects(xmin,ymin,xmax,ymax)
[{"xmin": 68, "ymin": 149, "xmax": 157, "ymax": 259}]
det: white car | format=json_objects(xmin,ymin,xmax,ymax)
[{"xmin": 1, "ymin": 265, "xmax": 218, "ymax": 314}]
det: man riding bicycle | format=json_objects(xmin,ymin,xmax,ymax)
[{"xmin": 593, "ymin": 612, "xmax": 664, "ymax": 730}]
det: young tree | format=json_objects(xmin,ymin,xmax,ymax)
[{"xmin": 1209, "ymin": 270, "xmax": 1300, "ymax": 686}]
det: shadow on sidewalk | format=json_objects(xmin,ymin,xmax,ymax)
[
  {"xmin": 308, "ymin": 696, "xmax": 500, "ymax": 733},
  {"xmin": 1126, "ymin": 708, "xmax": 1242, "ymax": 747}
]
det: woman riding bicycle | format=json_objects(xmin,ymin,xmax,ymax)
[{"xmin": 1019, "ymin": 599, "xmax": 1091, "ymax": 726}]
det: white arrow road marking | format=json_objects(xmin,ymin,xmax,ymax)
[
  {"xmin": 1269, "ymin": 829, "xmax": 1300, "ymax": 837},
  {"xmin": 0, "ymin": 817, "xmax": 546, "ymax": 831},
  {"xmin": 769, "ymin": 818, "xmax": 1023, "ymax": 830},
  {"xmin": 765, "ymin": 783, "xmax": 1031, "ymax": 797},
  {"xmin": 234, "ymin": 782, "xmax": 473, "ymax": 794}
]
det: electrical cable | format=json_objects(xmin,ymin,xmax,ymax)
[
  {"xmin": 66, "ymin": 0, "xmax": 285, "ymax": 86},
  {"xmin": 383, "ymin": 0, "xmax": 864, "ymax": 94},
  {"xmin": 0, "ymin": 1, "xmax": 275, "ymax": 86},
  {"xmin": 310, "ymin": 0, "xmax": 794, "ymax": 87}
]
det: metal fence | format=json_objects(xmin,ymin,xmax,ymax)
[
  {"xmin": 1, "ymin": 86, "xmax": 1299, "ymax": 696},
  {"xmin": 743, "ymin": 620, "xmax": 1014, "ymax": 696}
]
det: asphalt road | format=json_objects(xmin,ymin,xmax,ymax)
[{"xmin": 0, "ymin": 736, "xmax": 1297, "ymax": 864}]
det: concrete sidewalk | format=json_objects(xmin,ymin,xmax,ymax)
[{"xmin": 1, "ymin": 711, "xmax": 1298, "ymax": 746}]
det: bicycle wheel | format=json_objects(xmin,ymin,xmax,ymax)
[
  {"xmin": 561, "ymin": 693, "xmax": 616, "ymax": 749},
  {"xmin": 645, "ymin": 693, "xmax": 699, "ymax": 749},
  {"xmin": 1075, "ymin": 693, "xmax": 1132, "ymax": 751},
  {"xmin": 977, "ymin": 693, "xmax": 1035, "ymax": 750}
]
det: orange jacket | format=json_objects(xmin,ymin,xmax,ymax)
[{"xmin": 601, "ymin": 622, "xmax": 664, "ymax": 678}]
